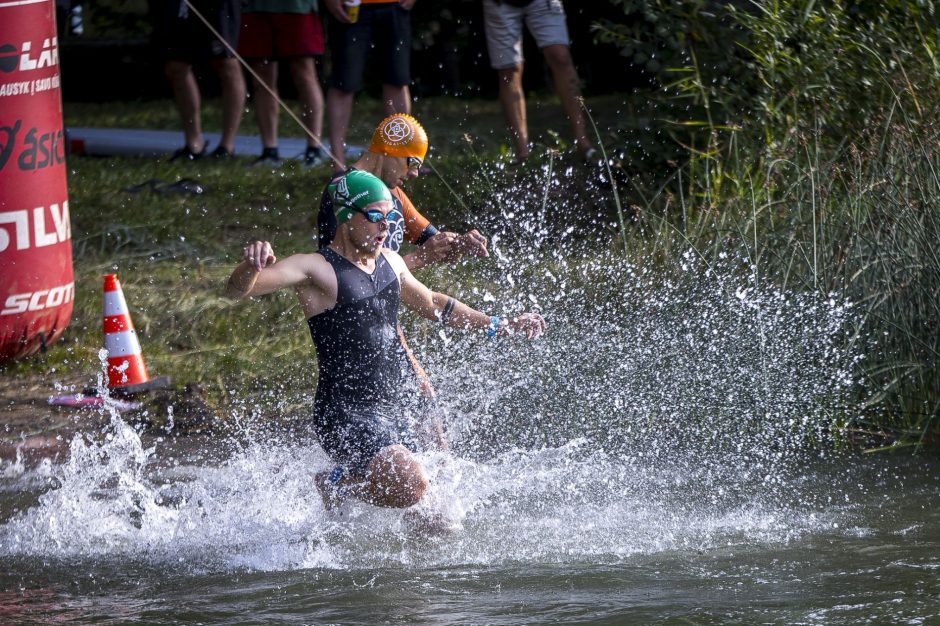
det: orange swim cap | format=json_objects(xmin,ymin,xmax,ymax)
[{"xmin": 368, "ymin": 114, "xmax": 429, "ymax": 161}]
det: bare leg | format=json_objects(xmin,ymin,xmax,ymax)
[
  {"xmin": 250, "ymin": 59, "xmax": 279, "ymax": 150},
  {"xmin": 165, "ymin": 60, "xmax": 206, "ymax": 153},
  {"xmin": 382, "ymin": 83, "xmax": 411, "ymax": 115},
  {"xmin": 289, "ymin": 56, "xmax": 324, "ymax": 149},
  {"xmin": 542, "ymin": 44, "xmax": 595, "ymax": 156},
  {"xmin": 396, "ymin": 326, "xmax": 448, "ymax": 451},
  {"xmin": 211, "ymin": 57, "xmax": 246, "ymax": 153},
  {"xmin": 496, "ymin": 65, "xmax": 528, "ymax": 161},
  {"xmin": 327, "ymin": 86, "xmax": 354, "ymax": 171},
  {"xmin": 316, "ymin": 444, "xmax": 429, "ymax": 509}
]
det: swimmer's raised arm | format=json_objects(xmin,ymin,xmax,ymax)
[{"xmin": 225, "ymin": 241, "xmax": 329, "ymax": 299}]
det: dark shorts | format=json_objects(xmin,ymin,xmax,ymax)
[
  {"xmin": 151, "ymin": 0, "xmax": 241, "ymax": 62},
  {"xmin": 238, "ymin": 11, "xmax": 325, "ymax": 59},
  {"xmin": 328, "ymin": 3, "xmax": 412, "ymax": 91},
  {"xmin": 314, "ymin": 404, "xmax": 419, "ymax": 477}
]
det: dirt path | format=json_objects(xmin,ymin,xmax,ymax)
[
  {"xmin": 0, "ymin": 371, "xmax": 105, "ymax": 465},
  {"xmin": 0, "ymin": 370, "xmax": 229, "ymax": 467}
]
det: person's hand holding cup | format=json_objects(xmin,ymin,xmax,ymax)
[{"xmin": 344, "ymin": 0, "xmax": 360, "ymax": 22}]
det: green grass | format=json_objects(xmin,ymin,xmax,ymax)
[
  {"xmin": 5, "ymin": 95, "xmax": 627, "ymax": 407},
  {"xmin": 3, "ymin": 89, "xmax": 938, "ymax": 450}
]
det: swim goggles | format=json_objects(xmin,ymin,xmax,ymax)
[
  {"xmin": 406, "ymin": 156, "xmax": 423, "ymax": 170},
  {"xmin": 353, "ymin": 206, "xmax": 401, "ymax": 223}
]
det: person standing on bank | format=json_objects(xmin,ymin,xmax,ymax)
[
  {"xmin": 482, "ymin": 0, "xmax": 598, "ymax": 166},
  {"xmin": 225, "ymin": 170, "xmax": 545, "ymax": 509},
  {"xmin": 238, "ymin": 0, "xmax": 326, "ymax": 168},
  {"xmin": 322, "ymin": 0, "xmax": 416, "ymax": 172},
  {"xmin": 151, "ymin": 0, "xmax": 247, "ymax": 160}
]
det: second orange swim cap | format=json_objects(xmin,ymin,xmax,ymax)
[{"xmin": 368, "ymin": 114, "xmax": 429, "ymax": 161}]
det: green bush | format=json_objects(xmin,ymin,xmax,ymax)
[
  {"xmin": 731, "ymin": 0, "xmax": 940, "ymax": 145},
  {"xmin": 592, "ymin": 0, "xmax": 940, "ymax": 447}
]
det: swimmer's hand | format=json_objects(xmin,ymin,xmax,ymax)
[
  {"xmin": 325, "ymin": 0, "xmax": 352, "ymax": 23},
  {"xmin": 451, "ymin": 229, "xmax": 488, "ymax": 260},
  {"xmin": 419, "ymin": 232, "xmax": 456, "ymax": 265},
  {"xmin": 413, "ymin": 230, "xmax": 488, "ymax": 268},
  {"xmin": 243, "ymin": 240, "xmax": 277, "ymax": 273},
  {"xmin": 504, "ymin": 312, "xmax": 546, "ymax": 340}
]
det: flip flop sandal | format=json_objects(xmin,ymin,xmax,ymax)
[
  {"xmin": 159, "ymin": 178, "xmax": 208, "ymax": 195},
  {"xmin": 122, "ymin": 178, "xmax": 165, "ymax": 194}
]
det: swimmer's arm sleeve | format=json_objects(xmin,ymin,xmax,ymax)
[{"xmin": 394, "ymin": 188, "xmax": 439, "ymax": 245}]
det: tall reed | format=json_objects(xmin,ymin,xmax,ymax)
[{"xmin": 613, "ymin": 106, "xmax": 940, "ymax": 449}]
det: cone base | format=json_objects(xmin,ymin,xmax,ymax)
[{"xmin": 109, "ymin": 376, "xmax": 173, "ymax": 396}]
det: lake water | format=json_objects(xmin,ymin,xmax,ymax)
[{"xmin": 1, "ymin": 420, "xmax": 938, "ymax": 625}]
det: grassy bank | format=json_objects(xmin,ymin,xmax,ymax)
[
  {"xmin": 2, "ymin": 96, "xmax": 625, "ymax": 413},
  {"xmin": 621, "ymin": 115, "xmax": 940, "ymax": 450},
  {"xmin": 2, "ymin": 89, "xmax": 938, "ymax": 450},
  {"xmin": 589, "ymin": 1, "xmax": 940, "ymax": 449}
]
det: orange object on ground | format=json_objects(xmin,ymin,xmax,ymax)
[{"xmin": 102, "ymin": 274, "xmax": 150, "ymax": 390}]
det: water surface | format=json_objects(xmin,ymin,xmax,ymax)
[{"xmin": 1, "ymin": 426, "xmax": 938, "ymax": 625}]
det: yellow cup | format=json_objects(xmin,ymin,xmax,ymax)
[{"xmin": 345, "ymin": 0, "xmax": 360, "ymax": 23}]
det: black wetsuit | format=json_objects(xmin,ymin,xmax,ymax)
[{"xmin": 308, "ymin": 247, "xmax": 418, "ymax": 475}]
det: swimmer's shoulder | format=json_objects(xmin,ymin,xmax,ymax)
[
  {"xmin": 380, "ymin": 247, "xmax": 408, "ymax": 275},
  {"xmin": 280, "ymin": 250, "xmax": 336, "ymax": 286}
]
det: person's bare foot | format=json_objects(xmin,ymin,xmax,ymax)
[{"xmin": 314, "ymin": 470, "xmax": 347, "ymax": 511}]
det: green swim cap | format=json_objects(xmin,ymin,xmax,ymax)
[{"xmin": 328, "ymin": 170, "xmax": 393, "ymax": 225}]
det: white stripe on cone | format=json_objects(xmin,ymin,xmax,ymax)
[
  {"xmin": 107, "ymin": 354, "xmax": 146, "ymax": 383},
  {"xmin": 103, "ymin": 291, "xmax": 130, "ymax": 318},
  {"xmin": 104, "ymin": 329, "xmax": 142, "ymax": 358}
]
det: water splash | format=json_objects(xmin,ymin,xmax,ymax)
[
  {"xmin": 0, "ymin": 244, "xmax": 862, "ymax": 573},
  {"xmin": 0, "ymin": 428, "xmax": 846, "ymax": 573},
  {"xmin": 425, "ymin": 247, "xmax": 860, "ymax": 463},
  {"xmin": 0, "ymin": 169, "xmax": 866, "ymax": 572}
]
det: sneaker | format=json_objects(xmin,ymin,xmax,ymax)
[
  {"xmin": 210, "ymin": 146, "xmax": 234, "ymax": 160},
  {"xmin": 169, "ymin": 140, "xmax": 209, "ymax": 162},
  {"xmin": 303, "ymin": 146, "xmax": 324, "ymax": 168},
  {"xmin": 249, "ymin": 147, "xmax": 281, "ymax": 169}
]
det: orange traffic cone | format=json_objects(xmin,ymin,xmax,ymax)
[{"xmin": 102, "ymin": 274, "xmax": 170, "ymax": 394}]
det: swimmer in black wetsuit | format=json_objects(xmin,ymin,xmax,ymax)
[
  {"xmin": 319, "ymin": 114, "xmax": 488, "ymax": 453},
  {"xmin": 307, "ymin": 243, "xmax": 414, "ymax": 478},
  {"xmin": 226, "ymin": 170, "xmax": 545, "ymax": 510}
]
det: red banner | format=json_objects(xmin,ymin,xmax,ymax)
[{"xmin": 0, "ymin": 0, "xmax": 74, "ymax": 361}]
